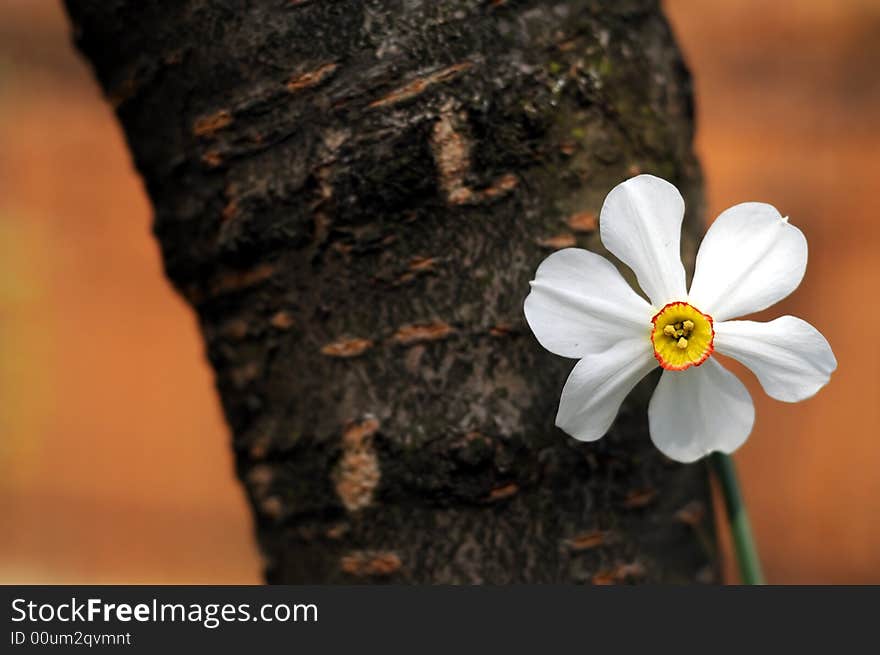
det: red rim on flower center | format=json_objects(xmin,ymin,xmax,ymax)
[{"xmin": 650, "ymin": 301, "xmax": 715, "ymax": 371}]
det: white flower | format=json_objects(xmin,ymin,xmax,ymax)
[{"xmin": 524, "ymin": 174, "xmax": 837, "ymax": 463}]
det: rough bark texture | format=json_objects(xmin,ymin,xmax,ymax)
[{"xmin": 65, "ymin": 0, "xmax": 715, "ymax": 583}]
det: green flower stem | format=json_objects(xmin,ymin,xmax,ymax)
[{"xmin": 711, "ymin": 452, "xmax": 765, "ymax": 585}]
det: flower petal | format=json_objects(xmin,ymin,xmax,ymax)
[
  {"xmin": 648, "ymin": 358, "xmax": 754, "ymax": 462},
  {"xmin": 556, "ymin": 338, "xmax": 656, "ymax": 441},
  {"xmin": 524, "ymin": 248, "xmax": 653, "ymax": 358},
  {"xmin": 688, "ymin": 202, "xmax": 807, "ymax": 322},
  {"xmin": 599, "ymin": 174, "xmax": 687, "ymax": 307},
  {"xmin": 715, "ymin": 317, "xmax": 837, "ymax": 402}
]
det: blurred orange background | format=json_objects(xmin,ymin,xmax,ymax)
[{"xmin": 1, "ymin": 1, "xmax": 878, "ymax": 583}]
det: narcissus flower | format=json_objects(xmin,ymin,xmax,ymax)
[{"xmin": 524, "ymin": 174, "xmax": 836, "ymax": 463}]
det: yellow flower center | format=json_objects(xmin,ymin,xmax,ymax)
[{"xmin": 650, "ymin": 302, "xmax": 715, "ymax": 371}]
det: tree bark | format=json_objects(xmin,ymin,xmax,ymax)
[{"xmin": 64, "ymin": 0, "xmax": 715, "ymax": 583}]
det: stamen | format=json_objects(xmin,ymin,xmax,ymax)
[{"xmin": 650, "ymin": 301, "xmax": 715, "ymax": 371}]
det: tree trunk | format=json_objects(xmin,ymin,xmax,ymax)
[{"xmin": 64, "ymin": 0, "xmax": 714, "ymax": 583}]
